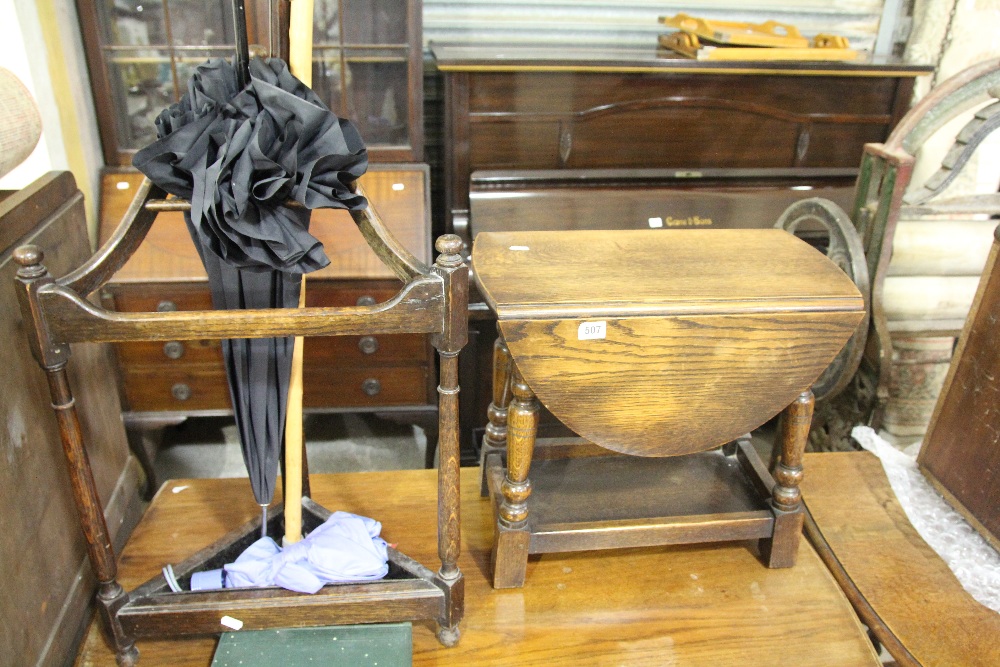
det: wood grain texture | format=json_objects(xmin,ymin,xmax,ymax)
[
  {"xmin": 482, "ymin": 336, "xmax": 512, "ymax": 450},
  {"xmin": 473, "ymin": 229, "xmax": 863, "ymax": 318},
  {"xmin": 521, "ymin": 453, "xmax": 774, "ymax": 554},
  {"xmin": 803, "ymin": 452, "xmax": 1000, "ymax": 667},
  {"xmin": 472, "ymin": 229, "xmax": 862, "ymax": 456},
  {"xmin": 76, "ymin": 470, "xmax": 880, "ymax": 667},
  {"xmin": 350, "ymin": 180, "xmax": 429, "ymax": 281},
  {"xmin": 447, "ymin": 59, "xmax": 912, "ymax": 450},
  {"xmin": 761, "ymin": 392, "xmax": 812, "ymax": 568},
  {"xmin": 98, "ymin": 167, "xmax": 431, "ymax": 283},
  {"xmin": 0, "ymin": 172, "xmax": 79, "ymax": 252},
  {"xmin": 772, "ymin": 391, "xmax": 813, "ymax": 512},
  {"xmin": 41, "ymin": 279, "xmax": 444, "ymax": 345},
  {"xmin": 500, "ymin": 312, "xmax": 859, "ymax": 456},
  {"xmin": 435, "ymin": 349, "xmax": 463, "ymax": 586},
  {"xmin": 119, "ymin": 363, "xmax": 430, "ymax": 413},
  {"xmin": 919, "ymin": 229, "xmax": 1000, "ymax": 548}
]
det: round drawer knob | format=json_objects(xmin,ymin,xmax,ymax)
[
  {"xmin": 361, "ymin": 378, "xmax": 381, "ymax": 397},
  {"xmin": 163, "ymin": 341, "xmax": 185, "ymax": 359},
  {"xmin": 356, "ymin": 295, "xmax": 377, "ymax": 307},
  {"xmin": 157, "ymin": 300, "xmax": 178, "ymax": 312},
  {"xmin": 358, "ymin": 336, "xmax": 379, "ymax": 355},
  {"xmin": 171, "ymin": 383, "xmax": 192, "ymax": 401}
]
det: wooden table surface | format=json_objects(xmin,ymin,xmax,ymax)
[
  {"xmin": 76, "ymin": 466, "xmax": 878, "ymax": 666},
  {"xmin": 803, "ymin": 452, "xmax": 1000, "ymax": 667},
  {"xmin": 472, "ymin": 229, "xmax": 862, "ymax": 319}
]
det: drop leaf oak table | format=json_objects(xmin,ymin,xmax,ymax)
[{"xmin": 472, "ymin": 229, "xmax": 865, "ymax": 588}]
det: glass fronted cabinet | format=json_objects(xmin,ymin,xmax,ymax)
[{"xmin": 77, "ymin": 0, "xmax": 423, "ymax": 165}]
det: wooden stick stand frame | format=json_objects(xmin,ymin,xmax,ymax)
[{"xmin": 13, "ymin": 179, "xmax": 468, "ymax": 665}]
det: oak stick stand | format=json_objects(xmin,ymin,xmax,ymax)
[{"xmin": 14, "ymin": 179, "xmax": 468, "ymax": 665}]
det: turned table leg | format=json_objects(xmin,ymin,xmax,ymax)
[
  {"xmin": 480, "ymin": 331, "xmax": 513, "ymax": 496},
  {"xmin": 492, "ymin": 364, "xmax": 539, "ymax": 588},
  {"xmin": 764, "ymin": 389, "xmax": 814, "ymax": 568}
]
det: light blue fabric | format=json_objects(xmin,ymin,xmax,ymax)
[
  {"xmin": 192, "ymin": 511, "xmax": 389, "ymax": 594},
  {"xmin": 190, "ymin": 568, "xmax": 225, "ymax": 591}
]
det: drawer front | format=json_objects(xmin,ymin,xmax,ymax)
[
  {"xmin": 302, "ymin": 365, "xmax": 431, "ymax": 409},
  {"xmin": 116, "ymin": 333, "xmax": 428, "ymax": 368},
  {"xmin": 467, "ymin": 72, "xmax": 901, "ymax": 171},
  {"xmin": 122, "ymin": 364, "xmax": 431, "ymax": 412},
  {"xmin": 107, "ymin": 281, "xmax": 434, "ymax": 413},
  {"xmin": 121, "ymin": 364, "xmax": 231, "ymax": 412},
  {"xmin": 107, "ymin": 281, "xmax": 405, "ymax": 312},
  {"xmin": 108, "ymin": 283, "xmax": 212, "ymax": 313}
]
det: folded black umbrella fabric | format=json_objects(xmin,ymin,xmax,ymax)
[{"xmin": 133, "ymin": 57, "xmax": 368, "ymax": 506}]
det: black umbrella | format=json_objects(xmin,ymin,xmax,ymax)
[{"xmin": 132, "ymin": 4, "xmax": 367, "ymax": 532}]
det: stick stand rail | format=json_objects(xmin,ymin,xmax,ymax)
[{"xmin": 13, "ymin": 179, "xmax": 468, "ymax": 665}]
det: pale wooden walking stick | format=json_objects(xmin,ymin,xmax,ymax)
[{"xmin": 283, "ymin": 0, "xmax": 314, "ymax": 546}]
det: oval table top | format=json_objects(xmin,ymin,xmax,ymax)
[{"xmin": 472, "ymin": 229, "xmax": 864, "ymax": 456}]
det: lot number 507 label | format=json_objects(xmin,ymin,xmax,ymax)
[{"xmin": 578, "ymin": 321, "xmax": 607, "ymax": 340}]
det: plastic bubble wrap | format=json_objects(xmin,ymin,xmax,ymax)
[{"xmin": 851, "ymin": 426, "xmax": 1000, "ymax": 613}]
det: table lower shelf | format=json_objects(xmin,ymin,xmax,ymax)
[{"xmin": 485, "ymin": 446, "xmax": 777, "ymax": 556}]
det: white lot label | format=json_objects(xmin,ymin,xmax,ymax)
[
  {"xmin": 220, "ymin": 615, "xmax": 244, "ymax": 630},
  {"xmin": 578, "ymin": 321, "xmax": 607, "ymax": 340}
]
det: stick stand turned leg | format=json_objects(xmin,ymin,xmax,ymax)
[
  {"xmin": 492, "ymin": 364, "xmax": 539, "ymax": 588},
  {"xmin": 763, "ymin": 389, "xmax": 814, "ymax": 568},
  {"xmin": 430, "ymin": 236, "xmax": 467, "ymax": 646},
  {"xmin": 15, "ymin": 248, "xmax": 138, "ymax": 665},
  {"xmin": 480, "ymin": 332, "xmax": 512, "ymax": 496}
]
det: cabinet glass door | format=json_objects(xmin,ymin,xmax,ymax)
[
  {"xmin": 313, "ymin": 0, "xmax": 420, "ymax": 160},
  {"xmin": 79, "ymin": 0, "xmax": 422, "ymax": 164}
]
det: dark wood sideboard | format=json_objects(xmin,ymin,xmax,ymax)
[
  {"xmin": 432, "ymin": 44, "xmax": 932, "ymax": 455},
  {"xmin": 434, "ymin": 44, "xmax": 931, "ymax": 239},
  {"xmin": 98, "ymin": 164, "xmax": 439, "ymax": 474}
]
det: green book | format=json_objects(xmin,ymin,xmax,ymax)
[{"xmin": 211, "ymin": 623, "xmax": 412, "ymax": 667}]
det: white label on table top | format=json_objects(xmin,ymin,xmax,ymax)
[
  {"xmin": 220, "ymin": 615, "xmax": 244, "ymax": 630},
  {"xmin": 578, "ymin": 321, "xmax": 607, "ymax": 340}
]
